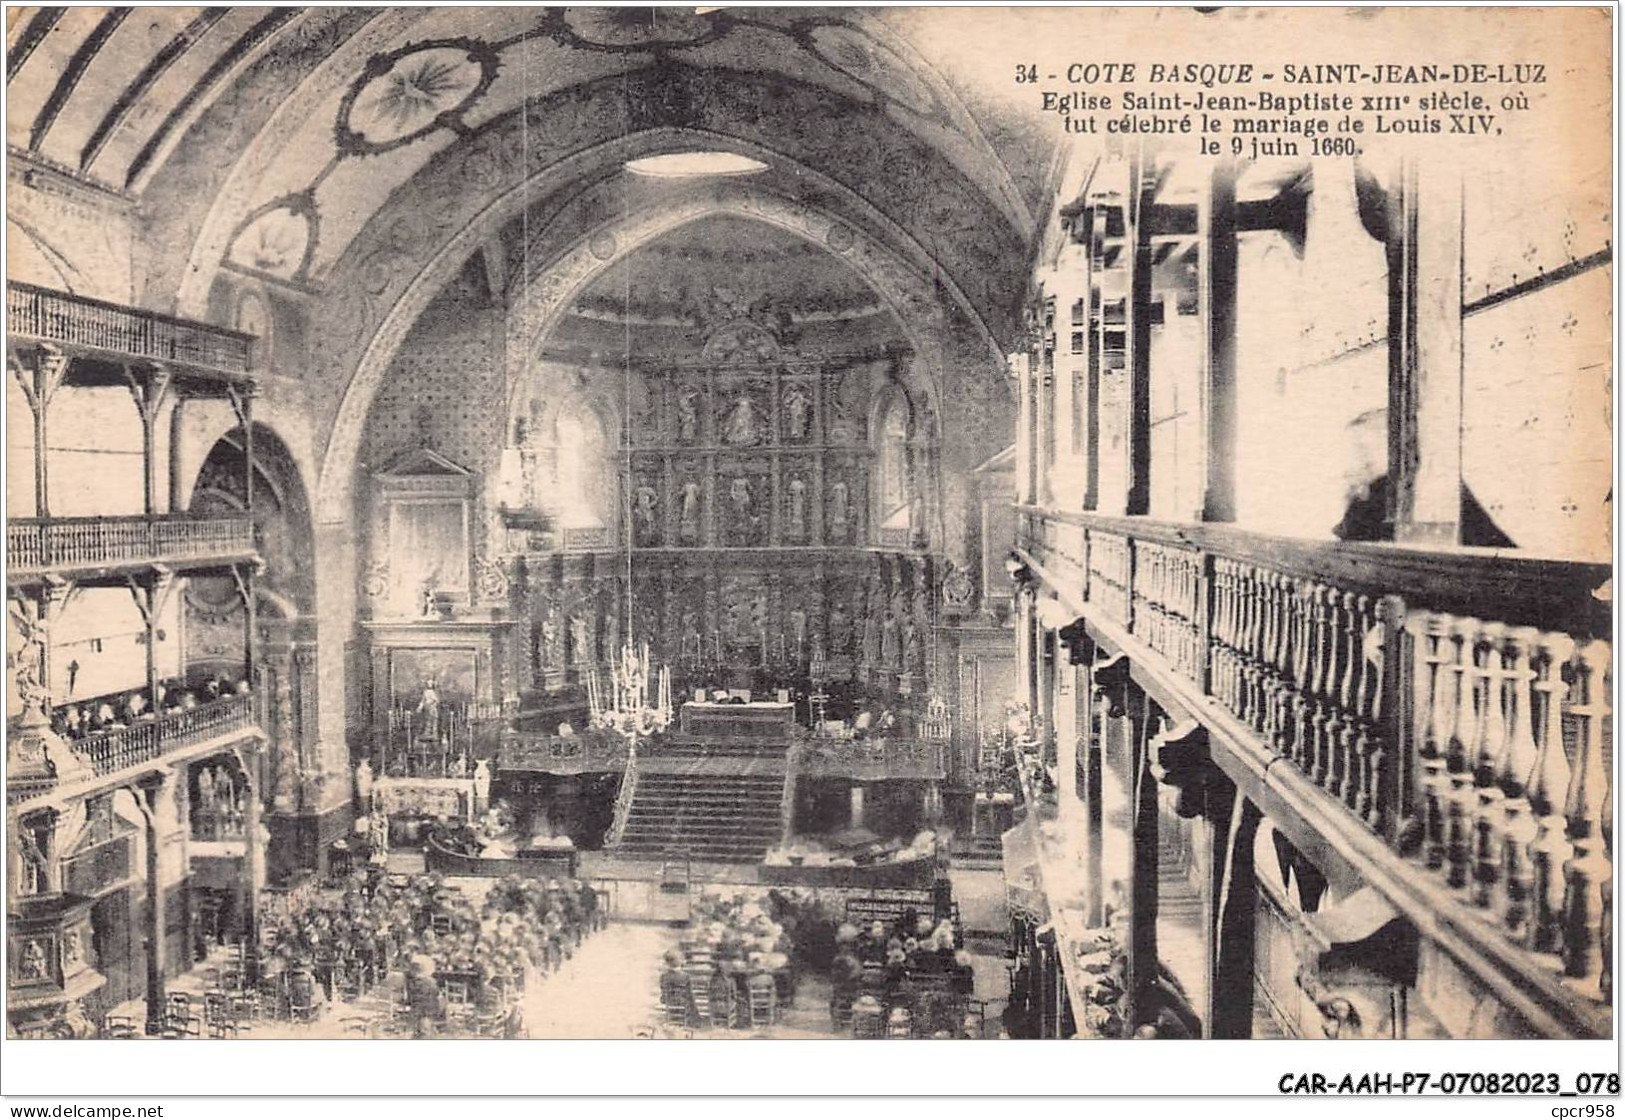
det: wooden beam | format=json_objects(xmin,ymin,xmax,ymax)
[
  {"xmin": 1125, "ymin": 156, "xmax": 1153, "ymax": 516},
  {"xmin": 1388, "ymin": 160, "xmax": 1464, "ymax": 545},
  {"xmin": 1199, "ymin": 162, "xmax": 1240, "ymax": 522}
]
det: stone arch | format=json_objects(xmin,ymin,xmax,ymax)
[{"xmin": 314, "ymin": 129, "xmax": 1001, "ymax": 525}]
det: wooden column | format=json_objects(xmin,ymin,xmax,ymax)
[
  {"xmin": 123, "ymin": 364, "xmax": 173, "ymax": 517},
  {"xmin": 1199, "ymin": 162, "xmax": 1239, "ymax": 523},
  {"xmin": 1123, "ymin": 692, "xmax": 1159, "ymax": 1032},
  {"xmin": 228, "ymin": 385, "xmax": 256, "ymax": 520},
  {"xmin": 1208, "ymin": 789, "xmax": 1263, "ymax": 1038},
  {"xmin": 9, "ymin": 343, "xmax": 69, "ymax": 518},
  {"xmin": 137, "ymin": 775, "xmax": 168, "ymax": 1036},
  {"xmin": 1125, "ymin": 154, "xmax": 1154, "ymax": 516},
  {"xmin": 1388, "ymin": 159, "xmax": 1464, "ymax": 545}
]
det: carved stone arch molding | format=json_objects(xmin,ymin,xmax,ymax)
[
  {"xmin": 502, "ymin": 183, "xmax": 958, "ymax": 424},
  {"xmin": 315, "ymin": 129, "xmax": 1001, "ymax": 525}
]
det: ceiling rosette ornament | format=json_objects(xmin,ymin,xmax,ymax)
[{"xmin": 336, "ymin": 38, "xmax": 500, "ymax": 156}]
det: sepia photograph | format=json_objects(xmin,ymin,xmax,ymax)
[{"xmin": 0, "ymin": 1, "xmax": 1617, "ymax": 1106}]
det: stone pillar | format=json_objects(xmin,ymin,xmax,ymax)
[{"xmin": 849, "ymin": 784, "xmax": 867, "ymax": 830}]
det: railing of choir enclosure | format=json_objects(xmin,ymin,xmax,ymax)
[
  {"xmin": 605, "ymin": 738, "xmax": 640, "ymax": 847},
  {"xmin": 496, "ymin": 732, "xmax": 630, "ymax": 774},
  {"xmin": 8, "ymin": 281, "xmax": 255, "ymax": 374},
  {"xmin": 1016, "ymin": 505, "xmax": 1613, "ymax": 1004},
  {"xmin": 69, "ymin": 695, "xmax": 257, "ymax": 777},
  {"xmin": 8, "ymin": 515, "xmax": 256, "ymax": 573}
]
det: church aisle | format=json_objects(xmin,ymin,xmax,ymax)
[{"xmin": 522, "ymin": 921, "xmax": 678, "ymax": 1039}]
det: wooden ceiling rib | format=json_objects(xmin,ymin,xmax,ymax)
[
  {"xmin": 78, "ymin": 6, "xmax": 230, "ymax": 174},
  {"xmin": 26, "ymin": 6, "xmax": 130, "ymax": 151},
  {"xmin": 122, "ymin": 6, "xmax": 299, "ymax": 190},
  {"xmin": 6, "ymin": 7, "xmax": 65, "ymax": 81}
]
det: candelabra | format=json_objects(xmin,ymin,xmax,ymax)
[
  {"xmin": 588, "ymin": 639, "xmax": 673, "ymax": 741},
  {"xmin": 922, "ymin": 691, "xmax": 953, "ymax": 743}
]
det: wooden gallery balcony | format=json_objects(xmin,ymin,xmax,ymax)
[
  {"xmin": 9, "ymin": 694, "xmax": 260, "ymax": 808},
  {"xmin": 8, "ymin": 281, "xmax": 253, "ymax": 379},
  {"xmin": 1015, "ymin": 505, "xmax": 1612, "ymax": 1037},
  {"xmin": 8, "ymin": 515, "xmax": 258, "ymax": 582}
]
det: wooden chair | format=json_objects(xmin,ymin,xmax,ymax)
[
  {"xmin": 207, "ymin": 1020, "xmax": 241, "ymax": 1039},
  {"xmin": 686, "ymin": 975, "xmax": 713, "ymax": 1028},
  {"xmin": 747, "ymin": 978, "xmax": 777, "ymax": 1027},
  {"xmin": 287, "ymin": 972, "xmax": 319, "ymax": 1023},
  {"xmin": 100, "ymin": 1014, "xmax": 139, "ymax": 1039},
  {"xmin": 661, "ymin": 975, "xmax": 691, "ymax": 1024},
  {"xmin": 202, "ymin": 990, "xmax": 230, "ymax": 1026},
  {"xmin": 851, "ymin": 999, "xmax": 884, "ymax": 1039}
]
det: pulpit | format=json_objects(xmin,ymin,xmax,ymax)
[{"xmin": 6, "ymin": 893, "xmax": 104, "ymax": 1037}]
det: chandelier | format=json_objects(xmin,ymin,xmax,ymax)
[{"xmin": 588, "ymin": 639, "xmax": 672, "ymax": 740}]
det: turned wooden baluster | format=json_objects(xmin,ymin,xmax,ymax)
[
  {"xmin": 1561, "ymin": 640, "xmax": 1611, "ymax": 994},
  {"xmin": 1237, "ymin": 564, "xmax": 1258, "ymax": 727},
  {"xmin": 1288, "ymin": 580, "xmax": 1313, "ymax": 771},
  {"xmin": 1499, "ymin": 626, "xmax": 1541, "ymax": 939},
  {"xmin": 1220, "ymin": 559, "xmax": 1240, "ymax": 709},
  {"xmin": 1527, "ymin": 633, "xmax": 1575, "ymax": 955},
  {"xmin": 1344, "ymin": 593, "xmax": 1374, "ymax": 816},
  {"xmin": 1442, "ymin": 617, "xmax": 1482, "ymax": 891},
  {"xmin": 1215, "ymin": 559, "xmax": 1235, "ymax": 708},
  {"xmin": 1415, "ymin": 615, "xmax": 1455, "ymax": 869},
  {"xmin": 1267, "ymin": 571, "xmax": 1292, "ymax": 758},
  {"xmin": 1357, "ymin": 596, "xmax": 1392, "ymax": 831},
  {"xmin": 1471, "ymin": 622, "xmax": 1510, "ymax": 909},
  {"xmin": 1332, "ymin": 590, "xmax": 1360, "ymax": 805},
  {"xmin": 1305, "ymin": 585, "xmax": 1333, "ymax": 786}
]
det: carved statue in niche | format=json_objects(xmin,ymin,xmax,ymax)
[
  {"xmin": 881, "ymin": 610, "xmax": 901, "ymax": 667},
  {"xmin": 827, "ymin": 478, "xmax": 850, "ymax": 542},
  {"xmin": 676, "ymin": 391, "xmax": 700, "ymax": 444},
  {"xmin": 723, "ymin": 394, "xmax": 761, "ymax": 446},
  {"xmin": 634, "ymin": 484, "xmax": 660, "ymax": 545},
  {"xmin": 680, "ymin": 608, "xmax": 702, "ymax": 661},
  {"xmin": 729, "ymin": 477, "xmax": 756, "ymax": 544},
  {"xmin": 828, "ymin": 602, "xmax": 851, "ymax": 655},
  {"xmin": 679, "ymin": 480, "xmax": 703, "ymax": 543},
  {"xmin": 903, "ymin": 617, "xmax": 923, "ymax": 674},
  {"xmin": 18, "ymin": 939, "xmax": 47, "ymax": 981},
  {"xmin": 61, "ymin": 928, "xmax": 83, "ymax": 971},
  {"xmin": 786, "ymin": 476, "xmax": 808, "ymax": 539},
  {"xmin": 602, "ymin": 597, "xmax": 621, "ymax": 656},
  {"xmin": 783, "ymin": 383, "xmax": 812, "ymax": 441},
  {"xmin": 570, "ymin": 614, "xmax": 592, "ymax": 667},
  {"xmin": 787, "ymin": 607, "xmax": 808, "ymax": 653}
]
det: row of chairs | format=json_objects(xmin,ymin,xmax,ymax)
[{"xmin": 661, "ymin": 973, "xmax": 778, "ymax": 1030}]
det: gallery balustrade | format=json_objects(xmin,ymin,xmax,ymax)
[{"xmin": 1017, "ymin": 505, "xmax": 1612, "ymax": 1003}]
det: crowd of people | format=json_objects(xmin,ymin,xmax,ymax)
[
  {"xmin": 829, "ymin": 906, "xmax": 977, "ymax": 1038},
  {"xmin": 659, "ymin": 889, "xmax": 800, "ymax": 1028},
  {"xmin": 51, "ymin": 674, "xmax": 249, "ymax": 740},
  {"xmin": 257, "ymin": 869, "xmax": 601, "ymax": 1037}
]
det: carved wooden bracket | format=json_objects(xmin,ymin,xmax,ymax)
[
  {"xmin": 1058, "ymin": 617, "xmax": 1093, "ymax": 665},
  {"xmin": 1091, "ymin": 651, "xmax": 1132, "ymax": 718},
  {"xmin": 1148, "ymin": 718, "xmax": 1227, "ymax": 818}
]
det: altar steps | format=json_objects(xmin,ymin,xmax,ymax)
[{"xmin": 615, "ymin": 771, "xmax": 787, "ymax": 862}]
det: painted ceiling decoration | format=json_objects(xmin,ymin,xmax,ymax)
[
  {"xmin": 334, "ymin": 37, "xmax": 500, "ymax": 154},
  {"xmin": 226, "ymin": 193, "xmax": 318, "ymax": 282},
  {"xmin": 7, "ymin": 7, "xmax": 1045, "ymax": 309}
]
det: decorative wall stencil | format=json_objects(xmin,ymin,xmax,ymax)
[
  {"xmin": 336, "ymin": 39, "xmax": 499, "ymax": 155},
  {"xmin": 802, "ymin": 22, "xmax": 943, "ymax": 120}
]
